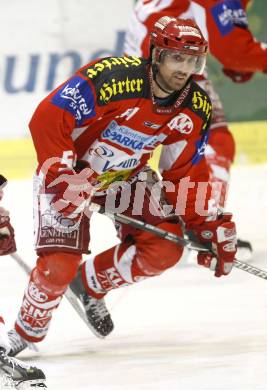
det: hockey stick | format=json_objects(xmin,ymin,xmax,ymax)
[
  {"xmin": 89, "ymin": 203, "xmax": 267, "ymax": 281},
  {"xmin": 10, "ymin": 252, "xmax": 31, "ymax": 274},
  {"xmin": 10, "ymin": 207, "xmax": 267, "ymax": 345},
  {"xmin": 10, "ymin": 253, "xmax": 90, "ymax": 331}
]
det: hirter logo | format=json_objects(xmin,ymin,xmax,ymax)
[{"xmin": 167, "ymin": 113, "xmax": 193, "ymax": 134}]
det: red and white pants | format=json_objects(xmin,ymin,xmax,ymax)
[{"xmin": 15, "ymin": 171, "xmax": 184, "ymax": 342}]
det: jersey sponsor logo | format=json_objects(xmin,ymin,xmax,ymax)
[
  {"xmin": 101, "ymin": 120, "xmax": 164, "ymax": 151},
  {"xmin": 51, "ymin": 75, "xmax": 96, "ymax": 125},
  {"xmin": 200, "ymin": 230, "xmax": 214, "ymax": 239},
  {"xmin": 89, "ymin": 145, "xmax": 115, "ymax": 159},
  {"xmin": 143, "ymin": 121, "xmax": 161, "ymax": 129},
  {"xmin": 28, "ymin": 282, "xmax": 48, "ymax": 303},
  {"xmin": 211, "ymin": 0, "xmax": 248, "ymax": 36},
  {"xmin": 101, "ymin": 157, "xmax": 140, "ymax": 172},
  {"xmin": 87, "ymin": 141, "xmax": 140, "ymax": 175},
  {"xmin": 40, "ymin": 209, "xmax": 81, "ymax": 234},
  {"xmin": 192, "ymin": 91, "xmax": 212, "ymax": 122},
  {"xmin": 192, "ymin": 132, "xmax": 209, "ymax": 165},
  {"xmin": 97, "ymin": 267, "xmax": 129, "ymax": 290},
  {"xmin": 98, "ymin": 77, "xmax": 144, "ymax": 104},
  {"xmin": 82, "ymin": 56, "xmax": 142, "ymax": 80},
  {"xmin": 21, "ymin": 302, "xmax": 54, "ymax": 326},
  {"xmin": 223, "ymin": 226, "xmax": 236, "ymax": 239},
  {"xmin": 167, "ymin": 113, "xmax": 194, "ymax": 134}
]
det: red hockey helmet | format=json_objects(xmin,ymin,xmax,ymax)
[{"xmin": 150, "ymin": 16, "xmax": 208, "ymax": 74}]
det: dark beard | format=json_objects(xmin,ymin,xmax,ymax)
[{"xmin": 155, "ymin": 73, "xmax": 176, "ymax": 94}]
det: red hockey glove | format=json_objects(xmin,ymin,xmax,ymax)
[
  {"xmin": 223, "ymin": 68, "xmax": 254, "ymax": 83},
  {"xmin": 191, "ymin": 213, "xmax": 237, "ymax": 277},
  {"xmin": 0, "ymin": 214, "xmax": 16, "ymax": 256},
  {"xmin": 0, "ymin": 175, "xmax": 16, "ymax": 255}
]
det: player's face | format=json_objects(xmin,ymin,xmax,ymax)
[{"xmin": 157, "ymin": 51, "xmax": 198, "ymax": 91}]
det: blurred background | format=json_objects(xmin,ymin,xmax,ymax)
[
  {"xmin": 207, "ymin": 0, "xmax": 267, "ymax": 121},
  {"xmin": 0, "ymin": 3, "xmax": 267, "ymax": 388},
  {"xmin": 0, "ymin": 0, "xmax": 266, "ymax": 177}
]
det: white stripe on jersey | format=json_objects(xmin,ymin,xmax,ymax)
[
  {"xmin": 124, "ymin": 0, "xmax": 174, "ymax": 56},
  {"xmin": 71, "ymin": 125, "xmax": 89, "ymax": 142},
  {"xmin": 159, "ymin": 140, "xmax": 187, "ymax": 172}
]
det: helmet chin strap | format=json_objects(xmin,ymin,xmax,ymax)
[{"xmin": 154, "ymin": 76, "xmax": 175, "ymax": 95}]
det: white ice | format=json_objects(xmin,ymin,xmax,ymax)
[{"xmin": 1, "ymin": 164, "xmax": 267, "ymax": 390}]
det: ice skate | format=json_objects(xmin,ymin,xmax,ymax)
[
  {"xmin": 7, "ymin": 330, "xmax": 37, "ymax": 358},
  {"xmin": 69, "ymin": 269, "xmax": 114, "ymax": 338},
  {"xmin": 0, "ymin": 347, "xmax": 46, "ymax": 388}
]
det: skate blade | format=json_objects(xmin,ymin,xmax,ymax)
[
  {"xmin": 66, "ymin": 288, "xmax": 106, "ymax": 340},
  {"xmin": 16, "ymin": 379, "xmax": 47, "ymax": 389}
]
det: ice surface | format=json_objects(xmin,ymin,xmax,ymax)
[{"xmin": 1, "ymin": 165, "xmax": 267, "ymax": 389}]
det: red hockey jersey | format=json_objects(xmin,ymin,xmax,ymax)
[{"xmin": 29, "ymin": 56, "xmax": 212, "ymax": 226}]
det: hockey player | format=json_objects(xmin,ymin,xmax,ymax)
[
  {"xmin": 124, "ymin": 0, "xmax": 267, "ymax": 212},
  {"xmin": 8, "ymin": 17, "xmax": 237, "ymax": 355},
  {"xmin": 0, "ymin": 175, "xmax": 47, "ymax": 388}
]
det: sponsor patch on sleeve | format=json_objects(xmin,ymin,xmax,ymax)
[
  {"xmin": 51, "ymin": 76, "xmax": 96, "ymax": 125},
  {"xmin": 192, "ymin": 132, "xmax": 210, "ymax": 165},
  {"xmin": 211, "ymin": 0, "xmax": 248, "ymax": 36}
]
